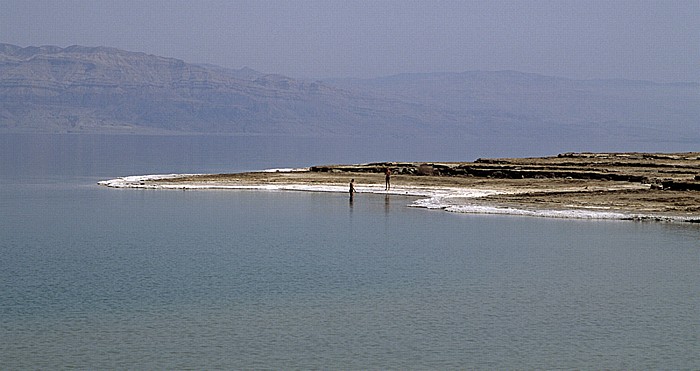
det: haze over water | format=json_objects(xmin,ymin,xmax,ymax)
[
  {"xmin": 3, "ymin": 1, "xmax": 698, "ymax": 83},
  {"xmin": 1, "ymin": 134, "xmax": 698, "ymax": 369}
]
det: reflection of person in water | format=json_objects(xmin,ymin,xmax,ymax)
[{"xmin": 384, "ymin": 168, "xmax": 391, "ymax": 191}]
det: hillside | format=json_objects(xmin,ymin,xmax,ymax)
[
  {"xmin": 1, "ymin": 43, "xmax": 698, "ymax": 150},
  {"xmin": 325, "ymin": 72, "xmax": 700, "ymax": 147},
  {"xmin": 0, "ymin": 43, "xmax": 422, "ymax": 135}
]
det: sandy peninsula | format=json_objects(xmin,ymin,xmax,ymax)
[{"xmin": 99, "ymin": 152, "xmax": 700, "ymax": 223}]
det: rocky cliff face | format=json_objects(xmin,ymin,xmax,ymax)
[
  {"xmin": 0, "ymin": 43, "xmax": 421, "ymax": 134},
  {"xmin": 1, "ymin": 43, "xmax": 698, "ymax": 148}
]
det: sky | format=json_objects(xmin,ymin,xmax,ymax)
[{"xmin": 1, "ymin": 0, "xmax": 698, "ymax": 82}]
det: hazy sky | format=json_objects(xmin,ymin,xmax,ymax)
[{"xmin": 2, "ymin": 0, "xmax": 698, "ymax": 82}]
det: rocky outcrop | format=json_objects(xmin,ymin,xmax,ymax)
[{"xmin": 660, "ymin": 180, "xmax": 700, "ymax": 191}]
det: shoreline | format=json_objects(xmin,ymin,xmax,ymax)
[
  {"xmin": 98, "ymin": 152, "xmax": 700, "ymax": 223},
  {"xmin": 96, "ymin": 173, "xmax": 697, "ymax": 223}
]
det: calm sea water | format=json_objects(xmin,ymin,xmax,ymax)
[{"xmin": 1, "ymin": 134, "xmax": 698, "ymax": 369}]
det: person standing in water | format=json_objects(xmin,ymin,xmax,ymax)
[
  {"xmin": 384, "ymin": 168, "xmax": 391, "ymax": 191},
  {"xmin": 349, "ymin": 178, "xmax": 356, "ymax": 198}
]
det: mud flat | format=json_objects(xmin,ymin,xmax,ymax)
[{"xmin": 99, "ymin": 152, "xmax": 700, "ymax": 223}]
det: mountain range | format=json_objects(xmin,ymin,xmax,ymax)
[{"xmin": 1, "ymin": 43, "xmax": 698, "ymax": 149}]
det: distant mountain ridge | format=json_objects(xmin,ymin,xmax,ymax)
[
  {"xmin": 0, "ymin": 43, "xmax": 418, "ymax": 135},
  {"xmin": 1, "ymin": 43, "xmax": 698, "ymax": 151},
  {"xmin": 323, "ymin": 70, "xmax": 700, "ymax": 146}
]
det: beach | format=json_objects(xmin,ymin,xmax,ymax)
[{"xmin": 99, "ymin": 152, "xmax": 700, "ymax": 222}]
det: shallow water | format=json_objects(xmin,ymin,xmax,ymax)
[{"xmin": 1, "ymin": 134, "xmax": 699, "ymax": 369}]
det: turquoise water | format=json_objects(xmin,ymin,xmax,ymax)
[{"xmin": 1, "ymin": 134, "xmax": 699, "ymax": 369}]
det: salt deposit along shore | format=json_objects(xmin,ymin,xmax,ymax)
[{"xmin": 98, "ymin": 152, "xmax": 700, "ymax": 223}]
